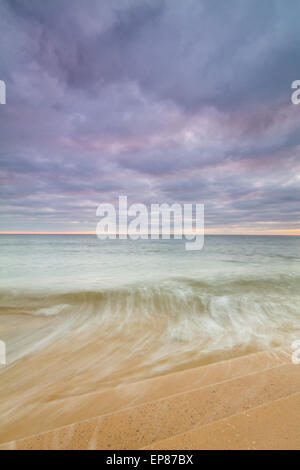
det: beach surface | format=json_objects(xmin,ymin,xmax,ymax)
[
  {"xmin": 0, "ymin": 346, "xmax": 299, "ymax": 450},
  {"xmin": 1, "ymin": 235, "xmax": 300, "ymax": 449}
]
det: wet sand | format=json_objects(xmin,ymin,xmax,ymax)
[
  {"xmin": 0, "ymin": 346, "xmax": 299, "ymax": 450},
  {"xmin": 0, "ymin": 308, "xmax": 269, "ymax": 446}
]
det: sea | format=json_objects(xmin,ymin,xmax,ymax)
[{"xmin": 0, "ymin": 234, "xmax": 299, "ymax": 440}]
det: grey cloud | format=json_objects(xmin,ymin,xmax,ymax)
[{"xmin": 1, "ymin": 0, "xmax": 300, "ymax": 232}]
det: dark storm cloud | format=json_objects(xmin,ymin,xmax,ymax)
[
  {"xmin": 1, "ymin": 0, "xmax": 300, "ymax": 232},
  {"xmin": 7, "ymin": 0, "xmax": 300, "ymax": 110}
]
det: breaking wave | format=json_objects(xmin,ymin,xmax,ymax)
[{"xmin": 1, "ymin": 274, "xmax": 300, "ymax": 370}]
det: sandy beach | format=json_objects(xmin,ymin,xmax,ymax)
[
  {"xmin": 0, "ymin": 346, "xmax": 299, "ymax": 450},
  {"xmin": 1, "ymin": 235, "xmax": 300, "ymax": 450}
]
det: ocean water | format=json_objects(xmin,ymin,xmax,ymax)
[{"xmin": 0, "ymin": 234, "xmax": 300, "ymax": 440}]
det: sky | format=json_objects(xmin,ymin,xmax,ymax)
[{"xmin": 1, "ymin": 0, "xmax": 300, "ymax": 234}]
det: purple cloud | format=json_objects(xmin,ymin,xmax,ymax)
[{"xmin": 1, "ymin": 0, "xmax": 300, "ymax": 233}]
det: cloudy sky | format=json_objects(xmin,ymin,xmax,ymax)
[{"xmin": 1, "ymin": 0, "xmax": 300, "ymax": 234}]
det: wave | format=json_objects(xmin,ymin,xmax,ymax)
[
  {"xmin": 1, "ymin": 274, "xmax": 300, "ymax": 436},
  {"xmin": 1, "ymin": 274, "xmax": 300, "ymax": 322},
  {"xmin": 1, "ymin": 275, "xmax": 300, "ymax": 366}
]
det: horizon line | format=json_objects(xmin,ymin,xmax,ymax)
[{"xmin": 0, "ymin": 231, "xmax": 300, "ymax": 236}]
